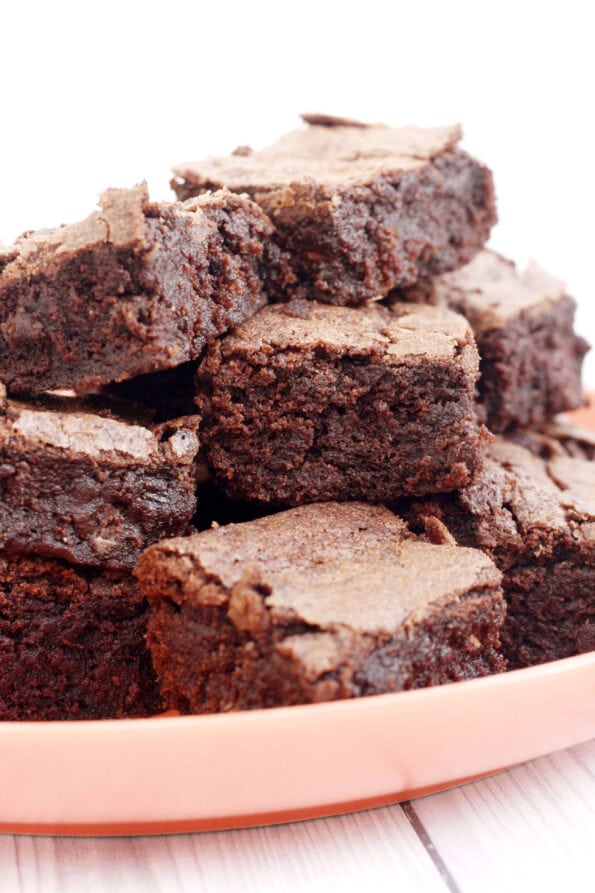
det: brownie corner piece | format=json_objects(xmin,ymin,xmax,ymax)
[
  {"xmin": 136, "ymin": 502, "xmax": 505, "ymax": 714},
  {"xmin": 196, "ymin": 300, "xmax": 489, "ymax": 506},
  {"xmin": 397, "ymin": 249, "xmax": 589, "ymax": 431},
  {"xmin": 0, "ymin": 184, "xmax": 284, "ymax": 393},
  {"xmin": 171, "ymin": 118, "xmax": 496, "ymax": 305},
  {"xmin": 0, "ymin": 391, "xmax": 200, "ymax": 571},
  {"xmin": 409, "ymin": 437, "xmax": 595, "ymax": 669},
  {"xmin": 0, "ymin": 553, "xmax": 160, "ymax": 720}
]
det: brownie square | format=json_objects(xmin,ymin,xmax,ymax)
[
  {"xmin": 0, "ymin": 384, "xmax": 200, "ymax": 571},
  {"xmin": 0, "ymin": 184, "xmax": 291, "ymax": 393},
  {"xmin": 408, "ymin": 439, "xmax": 595, "ymax": 668},
  {"xmin": 196, "ymin": 300, "xmax": 489, "ymax": 506},
  {"xmin": 395, "ymin": 250, "xmax": 589, "ymax": 431},
  {"xmin": 136, "ymin": 503, "xmax": 505, "ymax": 713},
  {"xmin": 0, "ymin": 553, "xmax": 160, "ymax": 720},
  {"xmin": 172, "ymin": 116, "xmax": 496, "ymax": 305}
]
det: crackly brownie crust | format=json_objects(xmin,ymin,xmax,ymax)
[
  {"xmin": 0, "ymin": 385, "xmax": 200, "ymax": 571},
  {"xmin": 136, "ymin": 503, "xmax": 505, "ymax": 713},
  {"xmin": 0, "ymin": 553, "xmax": 160, "ymax": 720},
  {"xmin": 407, "ymin": 439, "xmax": 595, "ymax": 668},
  {"xmin": 196, "ymin": 300, "xmax": 489, "ymax": 506},
  {"xmin": 395, "ymin": 250, "xmax": 589, "ymax": 431},
  {"xmin": 0, "ymin": 184, "xmax": 292, "ymax": 394},
  {"xmin": 172, "ymin": 117, "xmax": 496, "ymax": 305}
]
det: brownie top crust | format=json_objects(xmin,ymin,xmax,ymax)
[
  {"xmin": 1, "ymin": 184, "xmax": 152, "ymax": 277},
  {"xmin": 0, "ymin": 183, "xmax": 241, "ymax": 284},
  {"xmin": 455, "ymin": 440, "xmax": 595, "ymax": 550},
  {"xmin": 1, "ymin": 391, "xmax": 199, "ymax": 466},
  {"xmin": 172, "ymin": 116, "xmax": 495, "ymax": 308},
  {"xmin": 173, "ymin": 120, "xmax": 463, "ymax": 191},
  {"xmin": 215, "ymin": 300, "xmax": 473, "ymax": 363},
  {"xmin": 405, "ymin": 250, "xmax": 569, "ymax": 335},
  {"xmin": 138, "ymin": 503, "xmax": 500, "ymax": 635}
]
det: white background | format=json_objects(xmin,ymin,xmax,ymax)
[{"xmin": 1, "ymin": 0, "xmax": 593, "ymax": 385}]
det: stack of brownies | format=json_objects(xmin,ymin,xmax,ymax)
[{"xmin": 0, "ymin": 115, "xmax": 593, "ymax": 720}]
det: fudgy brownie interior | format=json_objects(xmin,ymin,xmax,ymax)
[{"xmin": 196, "ymin": 299, "xmax": 489, "ymax": 506}]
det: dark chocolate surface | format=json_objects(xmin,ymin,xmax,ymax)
[{"xmin": 0, "ymin": 553, "xmax": 160, "ymax": 720}]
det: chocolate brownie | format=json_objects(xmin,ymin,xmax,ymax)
[
  {"xmin": 196, "ymin": 300, "xmax": 489, "ymax": 506},
  {"xmin": 395, "ymin": 250, "xmax": 589, "ymax": 431},
  {"xmin": 0, "ymin": 553, "xmax": 160, "ymax": 720},
  {"xmin": 0, "ymin": 184, "xmax": 292, "ymax": 394},
  {"xmin": 408, "ymin": 439, "xmax": 595, "ymax": 668},
  {"xmin": 136, "ymin": 503, "xmax": 505, "ymax": 713},
  {"xmin": 171, "ymin": 116, "xmax": 496, "ymax": 305},
  {"xmin": 0, "ymin": 384, "xmax": 200, "ymax": 571}
]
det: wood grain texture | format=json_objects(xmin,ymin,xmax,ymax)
[
  {"xmin": 413, "ymin": 739, "xmax": 595, "ymax": 893},
  {"xmin": 0, "ymin": 805, "xmax": 446, "ymax": 893},
  {"xmin": 0, "ymin": 741, "xmax": 593, "ymax": 893}
]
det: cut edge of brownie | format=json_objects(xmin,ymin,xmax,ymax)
[
  {"xmin": 0, "ymin": 552, "xmax": 161, "ymax": 721},
  {"xmin": 136, "ymin": 502, "xmax": 505, "ymax": 713},
  {"xmin": 196, "ymin": 301, "xmax": 490, "ymax": 506}
]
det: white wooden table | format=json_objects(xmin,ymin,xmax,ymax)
[{"xmin": 1, "ymin": 738, "xmax": 592, "ymax": 893}]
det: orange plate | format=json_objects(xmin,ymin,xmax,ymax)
[{"xmin": 1, "ymin": 400, "xmax": 594, "ymax": 837}]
